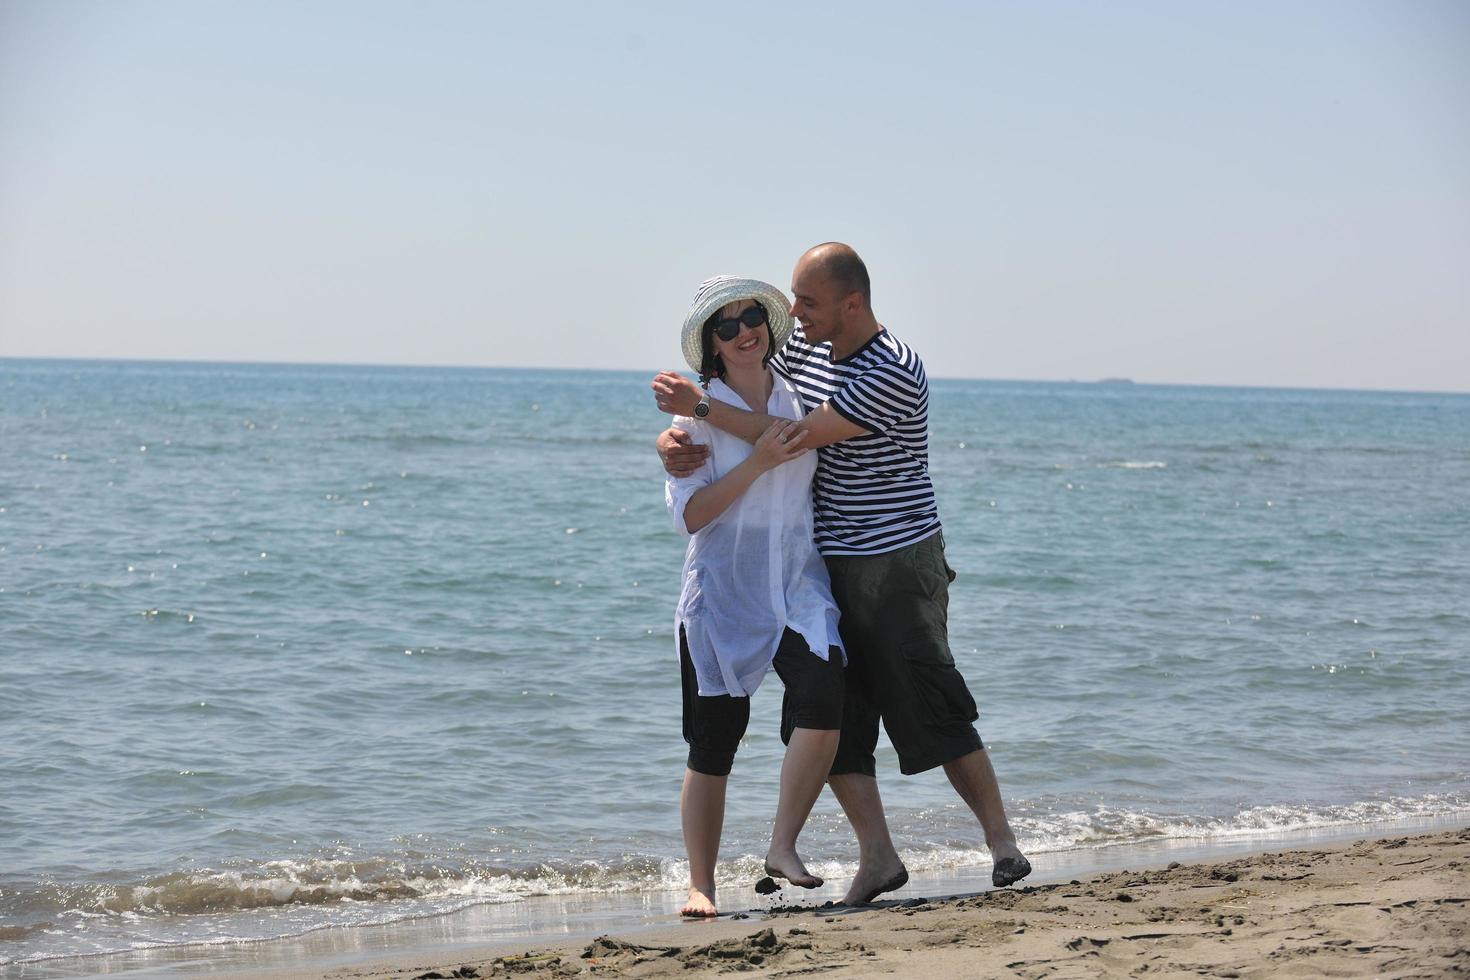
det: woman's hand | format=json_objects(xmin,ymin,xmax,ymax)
[
  {"xmin": 750, "ymin": 420, "xmax": 808, "ymax": 472},
  {"xmin": 677, "ymin": 419, "xmax": 807, "ymax": 534},
  {"xmin": 651, "ymin": 371, "xmax": 703, "ymax": 417}
]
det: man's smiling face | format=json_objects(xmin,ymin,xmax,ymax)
[{"xmin": 789, "ymin": 258, "xmax": 849, "ymax": 347}]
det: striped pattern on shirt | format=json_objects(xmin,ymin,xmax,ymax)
[{"xmin": 773, "ymin": 324, "xmax": 941, "ymax": 557}]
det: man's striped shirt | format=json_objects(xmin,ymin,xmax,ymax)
[{"xmin": 773, "ymin": 324, "xmax": 940, "ymax": 557}]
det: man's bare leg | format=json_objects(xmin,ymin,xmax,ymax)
[
  {"xmin": 765, "ymin": 727, "xmax": 840, "ymax": 887},
  {"xmin": 827, "ymin": 772, "xmax": 909, "ymax": 904},
  {"xmin": 942, "ymin": 748, "xmax": 1031, "ymax": 885},
  {"xmin": 681, "ymin": 769, "xmax": 726, "ymax": 916}
]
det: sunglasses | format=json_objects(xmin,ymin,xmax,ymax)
[{"xmin": 712, "ymin": 303, "xmax": 769, "ymax": 342}]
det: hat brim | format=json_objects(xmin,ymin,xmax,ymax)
[{"xmin": 680, "ymin": 277, "xmax": 794, "ymax": 375}]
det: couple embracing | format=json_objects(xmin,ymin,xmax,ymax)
[{"xmin": 654, "ymin": 243, "xmax": 1030, "ymax": 918}]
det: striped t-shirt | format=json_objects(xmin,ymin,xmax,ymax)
[{"xmin": 773, "ymin": 324, "xmax": 940, "ymax": 557}]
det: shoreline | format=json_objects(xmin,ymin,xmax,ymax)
[
  {"xmin": 298, "ymin": 824, "xmax": 1470, "ymax": 979},
  {"xmin": 8, "ymin": 814, "xmax": 1467, "ymax": 979}
]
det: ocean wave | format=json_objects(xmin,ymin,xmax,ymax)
[
  {"xmin": 1096, "ymin": 460, "xmax": 1167, "ymax": 469},
  {"xmin": 0, "ymin": 922, "xmax": 52, "ymax": 942},
  {"xmin": 3, "ymin": 793, "xmax": 1467, "ymax": 966},
  {"xmin": 0, "ymin": 854, "xmax": 673, "ymax": 922},
  {"xmin": 336, "ymin": 432, "xmax": 484, "ymax": 447},
  {"xmin": 5, "ymin": 794, "xmax": 1465, "ymax": 926},
  {"xmin": 1013, "ymin": 793, "xmax": 1470, "ymax": 854}
]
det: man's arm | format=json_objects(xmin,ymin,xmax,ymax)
[
  {"xmin": 652, "ymin": 370, "xmax": 865, "ymax": 452},
  {"xmin": 652, "ymin": 371, "xmax": 768, "ymax": 443},
  {"xmin": 703, "ymin": 391, "xmax": 866, "ymax": 450}
]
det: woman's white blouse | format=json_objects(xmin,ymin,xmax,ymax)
[{"xmin": 666, "ymin": 373, "xmax": 844, "ymax": 697}]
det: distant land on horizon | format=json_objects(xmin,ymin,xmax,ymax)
[{"xmin": 1, "ymin": 355, "xmax": 1465, "ymax": 397}]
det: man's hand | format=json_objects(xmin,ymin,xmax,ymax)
[
  {"xmin": 657, "ymin": 428, "xmax": 710, "ymax": 477},
  {"xmin": 651, "ymin": 371, "xmax": 703, "ymax": 417}
]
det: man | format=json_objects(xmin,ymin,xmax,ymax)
[{"xmin": 652, "ymin": 243, "xmax": 1031, "ymax": 904}]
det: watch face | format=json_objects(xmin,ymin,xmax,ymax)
[{"xmin": 694, "ymin": 402, "xmax": 709, "ymax": 418}]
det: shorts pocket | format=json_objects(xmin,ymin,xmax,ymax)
[
  {"xmin": 899, "ymin": 636, "xmax": 978, "ymax": 727},
  {"xmin": 937, "ymin": 533, "xmax": 958, "ymax": 583},
  {"xmin": 909, "ymin": 540, "xmax": 953, "ymax": 600}
]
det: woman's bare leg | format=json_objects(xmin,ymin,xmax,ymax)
[
  {"xmin": 681, "ymin": 768, "xmax": 726, "ymax": 916},
  {"xmin": 764, "ymin": 727, "xmax": 840, "ymax": 887}
]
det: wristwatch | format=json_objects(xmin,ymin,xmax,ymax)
[{"xmin": 693, "ymin": 393, "xmax": 711, "ymax": 419}]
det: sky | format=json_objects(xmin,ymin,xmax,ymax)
[{"xmin": 1, "ymin": 0, "xmax": 1467, "ymax": 391}]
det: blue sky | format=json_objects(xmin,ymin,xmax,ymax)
[{"xmin": 1, "ymin": 0, "xmax": 1466, "ymax": 390}]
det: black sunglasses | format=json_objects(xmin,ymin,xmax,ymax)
[{"xmin": 711, "ymin": 303, "xmax": 769, "ymax": 342}]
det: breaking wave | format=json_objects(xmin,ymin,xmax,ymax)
[{"xmin": 4, "ymin": 791, "xmax": 1467, "ymax": 965}]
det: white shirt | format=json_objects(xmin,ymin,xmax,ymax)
[{"xmin": 666, "ymin": 372, "xmax": 844, "ymax": 697}]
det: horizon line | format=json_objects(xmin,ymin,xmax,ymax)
[{"xmin": 1, "ymin": 354, "xmax": 1465, "ymax": 398}]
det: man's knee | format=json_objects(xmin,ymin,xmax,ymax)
[{"xmin": 827, "ymin": 692, "xmax": 880, "ymax": 778}]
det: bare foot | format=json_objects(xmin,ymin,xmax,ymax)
[
  {"xmin": 990, "ymin": 838, "xmax": 1025, "ymax": 864},
  {"xmin": 764, "ymin": 847, "xmax": 823, "ymax": 889},
  {"xmin": 840, "ymin": 857, "xmax": 909, "ymax": 905},
  {"xmin": 681, "ymin": 885, "xmax": 717, "ymax": 917},
  {"xmin": 990, "ymin": 840, "xmax": 1031, "ymax": 887}
]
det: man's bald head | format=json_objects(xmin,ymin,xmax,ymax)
[{"xmin": 799, "ymin": 242, "xmax": 871, "ymax": 309}]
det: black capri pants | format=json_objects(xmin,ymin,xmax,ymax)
[{"xmin": 680, "ymin": 625, "xmax": 844, "ymax": 777}]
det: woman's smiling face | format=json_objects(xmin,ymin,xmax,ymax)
[{"xmin": 710, "ymin": 299, "xmax": 770, "ymax": 369}]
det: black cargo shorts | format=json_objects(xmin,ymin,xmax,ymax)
[{"xmin": 823, "ymin": 532, "xmax": 983, "ymax": 776}]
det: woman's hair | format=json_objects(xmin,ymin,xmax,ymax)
[{"xmin": 698, "ymin": 299, "xmax": 774, "ymax": 385}]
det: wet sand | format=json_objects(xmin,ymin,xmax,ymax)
[{"xmin": 264, "ymin": 827, "xmax": 1468, "ymax": 979}]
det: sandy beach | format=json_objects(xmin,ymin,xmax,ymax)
[{"xmin": 245, "ymin": 826, "xmax": 1468, "ymax": 980}]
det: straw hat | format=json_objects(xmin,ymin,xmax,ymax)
[{"xmin": 680, "ymin": 276, "xmax": 793, "ymax": 374}]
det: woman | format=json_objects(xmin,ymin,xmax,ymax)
[{"xmin": 665, "ymin": 276, "xmax": 845, "ymax": 918}]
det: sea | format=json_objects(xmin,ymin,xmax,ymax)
[{"xmin": 2, "ymin": 358, "xmax": 1467, "ymax": 975}]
